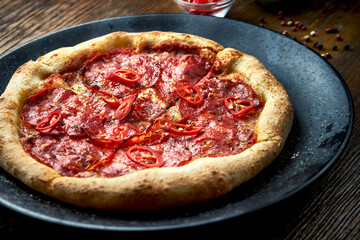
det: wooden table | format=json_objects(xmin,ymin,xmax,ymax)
[{"xmin": 0, "ymin": 0, "xmax": 359, "ymax": 238}]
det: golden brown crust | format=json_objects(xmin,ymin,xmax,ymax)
[{"xmin": 0, "ymin": 31, "xmax": 293, "ymax": 210}]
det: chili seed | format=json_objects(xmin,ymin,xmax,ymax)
[
  {"xmin": 287, "ymin": 20, "xmax": 294, "ymax": 26},
  {"xmin": 310, "ymin": 30, "xmax": 316, "ymax": 36},
  {"xmin": 303, "ymin": 35, "xmax": 310, "ymax": 42}
]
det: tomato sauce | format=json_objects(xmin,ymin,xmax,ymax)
[{"xmin": 20, "ymin": 45, "xmax": 262, "ymax": 177}]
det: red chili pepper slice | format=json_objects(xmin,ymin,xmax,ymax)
[
  {"xmin": 108, "ymin": 69, "xmax": 140, "ymax": 85},
  {"xmin": 90, "ymin": 138, "xmax": 122, "ymax": 149},
  {"xmin": 176, "ymin": 85, "xmax": 204, "ymax": 107},
  {"xmin": 224, "ymin": 96, "xmax": 254, "ymax": 117},
  {"xmin": 126, "ymin": 145, "xmax": 163, "ymax": 168},
  {"xmin": 35, "ymin": 111, "xmax": 62, "ymax": 131},
  {"xmin": 113, "ymin": 93, "xmax": 137, "ymax": 120},
  {"xmin": 86, "ymin": 151, "xmax": 116, "ymax": 172},
  {"xmin": 102, "ymin": 95, "xmax": 120, "ymax": 108},
  {"xmin": 164, "ymin": 122, "xmax": 202, "ymax": 136},
  {"xmin": 90, "ymin": 124, "xmax": 129, "ymax": 149}
]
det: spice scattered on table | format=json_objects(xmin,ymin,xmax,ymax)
[{"xmin": 260, "ymin": 10, "xmax": 352, "ymax": 60}]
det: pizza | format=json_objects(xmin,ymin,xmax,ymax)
[{"xmin": 0, "ymin": 31, "xmax": 293, "ymax": 210}]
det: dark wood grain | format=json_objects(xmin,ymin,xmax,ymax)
[{"xmin": 0, "ymin": 0, "xmax": 359, "ymax": 238}]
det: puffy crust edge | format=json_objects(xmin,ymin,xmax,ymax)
[{"xmin": 0, "ymin": 32, "xmax": 293, "ymax": 210}]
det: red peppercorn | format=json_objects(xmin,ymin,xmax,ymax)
[
  {"xmin": 282, "ymin": 30, "xmax": 289, "ymax": 35},
  {"xmin": 336, "ymin": 34, "xmax": 342, "ymax": 40}
]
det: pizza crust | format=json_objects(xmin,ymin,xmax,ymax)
[{"xmin": 0, "ymin": 31, "xmax": 293, "ymax": 210}]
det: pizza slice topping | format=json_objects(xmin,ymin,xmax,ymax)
[
  {"xmin": 164, "ymin": 122, "xmax": 203, "ymax": 136},
  {"xmin": 35, "ymin": 111, "xmax": 62, "ymax": 131},
  {"xmin": 20, "ymin": 45, "xmax": 264, "ymax": 177},
  {"xmin": 176, "ymin": 85, "xmax": 204, "ymax": 107},
  {"xmin": 224, "ymin": 96, "xmax": 255, "ymax": 117},
  {"xmin": 107, "ymin": 69, "xmax": 141, "ymax": 85},
  {"xmin": 126, "ymin": 145, "xmax": 163, "ymax": 168},
  {"xmin": 113, "ymin": 93, "xmax": 137, "ymax": 120}
]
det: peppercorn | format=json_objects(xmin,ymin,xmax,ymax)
[
  {"xmin": 303, "ymin": 35, "xmax": 310, "ymax": 42},
  {"xmin": 260, "ymin": 18, "xmax": 265, "ymax": 23},
  {"xmin": 317, "ymin": 43, "xmax": 323, "ymax": 50},
  {"xmin": 314, "ymin": 41, "xmax": 319, "ymax": 48},
  {"xmin": 326, "ymin": 27, "xmax": 338, "ymax": 33},
  {"xmin": 332, "ymin": 45, "xmax": 337, "ymax": 50},
  {"xmin": 344, "ymin": 44, "xmax": 350, "ymax": 50}
]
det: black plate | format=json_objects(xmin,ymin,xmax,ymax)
[{"xmin": 0, "ymin": 14, "xmax": 353, "ymax": 231}]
